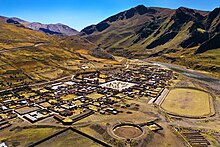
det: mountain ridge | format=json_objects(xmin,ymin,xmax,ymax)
[{"xmin": 1, "ymin": 16, "xmax": 79, "ymax": 36}]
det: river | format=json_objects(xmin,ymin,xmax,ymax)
[{"xmin": 153, "ymin": 62, "xmax": 220, "ymax": 92}]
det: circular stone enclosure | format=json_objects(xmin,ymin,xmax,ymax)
[{"xmin": 112, "ymin": 124, "xmax": 144, "ymax": 139}]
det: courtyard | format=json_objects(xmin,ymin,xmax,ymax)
[{"xmin": 100, "ymin": 80, "xmax": 136, "ymax": 92}]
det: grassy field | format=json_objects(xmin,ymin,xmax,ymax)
[
  {"xmin": 35, "ymin": 129, "xmax": 102, "ymax": 147},
  {"xmin": 160, "ymin": 88, "xmax": 213, "ymax": 117},
  {"xmin": 0, "ymin": 127, "xmax": 61, "ymax": 146}
]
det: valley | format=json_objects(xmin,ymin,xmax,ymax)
[{"xmin": 0, "ymin": 3, "xmax": 220, "ymax": 147}]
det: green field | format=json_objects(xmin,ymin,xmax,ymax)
[{"xmin": 160, "ymin": 88, "xmax": 213, "ymax": 117}]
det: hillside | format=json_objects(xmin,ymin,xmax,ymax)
[
  {"xmin": 0, "ymin": 21, "xmax": 117, "ymax": 90},
  {"xmin": 81, "ymin": 5, "xmax": 220, "ymax": 78}
]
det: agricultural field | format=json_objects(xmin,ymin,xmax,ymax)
[{"xmin": 160, "ymin": 88, "xmax": 214, "ymax": 117}]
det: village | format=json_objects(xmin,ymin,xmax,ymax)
[
  {"xmin": 0, "ymin": 62, "xmax": 219, "ymax": 147},
  {"xmin": 0, "ymin": 64, "xmax": 174, "ymax": 127}
]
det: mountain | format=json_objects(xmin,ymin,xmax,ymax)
[
  {"xmin": 81, "ymin": 5, "xmax": 173, "ymax": 35},
  {"xmin": 80, "ymin": 6, "xmax": 209, "ymax": 56},
  {"xmin": 26, "ymin": 22, "xmax": 79, "ymax": 36},
  {"xmin": 81, "ymin": 5, "xmax": 220, "ymax": 78},
  {"xmin": 2, "ymin": 16, "xmax": 79, "ymax": 36},
  {"xmin": 80, "ymin": 5, "xmax": 174, "ymax": 48}
]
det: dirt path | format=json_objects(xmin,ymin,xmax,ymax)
[{"xmin": 0, "ymin": 43, "xmax": 46, "ymax": 53}]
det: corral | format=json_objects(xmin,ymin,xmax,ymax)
[
  {"xmin": 113, "ymin": 124, "xmax": 144, "ymax": 139},
  {"xmin": 160, "ymin": 88, "xmax": 214, "ymax": 118},
  {"xmin": 108, "ymin": 122, "xmax": 147, "ymax": 141}
]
